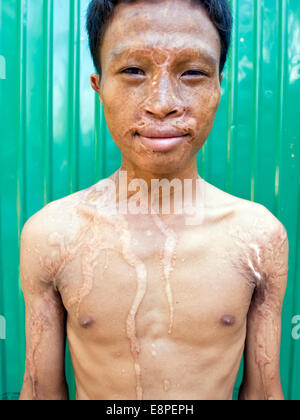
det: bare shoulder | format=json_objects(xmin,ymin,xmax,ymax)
[
  {"xmin": 20, "ymin": 189, "xmax": 93, "ymax": 286},
  {"xmin": 21, "ymin": 180, "xmax": 110, "ymax": 254},
  {"xmin": 22, "ymin": 190, "xmax": 83, "ymax": 241},
  {"xmin": 212, "ymin": 186, "xmax": 289, "ymax": 282},
  {"xmin": 204, "ymin": 180, "xmax": 288, "ymax": 239},
  {"xmin": 234, "ymin": 198, "xmax": 288, "ymax": 243},
  {"xmin": 206, "ymin": 183, "xmax": 289, "ymax": 288},
  {"xmin": 21, "ymin": 174, "xmax": 119, "ymax": 249}
]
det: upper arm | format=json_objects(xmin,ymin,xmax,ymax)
[
  {"xmin": 240, "ymin": 215, "xmax": 289, "ymax": 400},
  {"xmin": 19, "ymin": 210, "xmax": 69, "ymax": 400}
]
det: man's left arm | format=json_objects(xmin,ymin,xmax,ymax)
[{"xmin": 239, "ymin": 220, "xmax": 289, "ymax": 400}]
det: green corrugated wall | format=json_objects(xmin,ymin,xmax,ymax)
[{"xmin": 0, "ymin": 0, "xmax": 299, "ymax": 400}]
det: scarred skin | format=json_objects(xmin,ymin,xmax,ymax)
[{"xmin": 19, "ymin": 0, "xmax": 289, "ymax": 400}]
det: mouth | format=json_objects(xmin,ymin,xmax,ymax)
[{"xmin": 135, "ymin": 128, "xmax": 190, "ymax": 152}]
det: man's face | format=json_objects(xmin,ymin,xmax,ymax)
[{"xmin": 91, "ymin": 0, "xmax": 222, "ymax": 176}]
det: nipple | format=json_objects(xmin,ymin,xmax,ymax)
[
  {"xmin": 220, "ymin": 315, "xmax": 236, "ymax": 326},
  {"xmin": 78, "ymin": 316, "xmax": 94, "ymax": 329}
]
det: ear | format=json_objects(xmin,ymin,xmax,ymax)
[{"xmin": 90, "ymin": 74, "xmax": 103, "ymax": 104}]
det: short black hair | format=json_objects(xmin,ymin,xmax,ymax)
[{"xmin": 86, "ymin": 0, "xmax": 233, "ymax": 76}]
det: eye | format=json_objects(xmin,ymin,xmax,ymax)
[
  {"xmin": 182, "ymin": 70, "xmax": 206, "ymax": 77},
  {"xmin": 121, "ymin": 67, "xmax": 145, "ymax": 76}
]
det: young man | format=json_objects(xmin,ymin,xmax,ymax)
[{"xmin": 19, "ymin": 0, "xmax": 289, "ymax": 400}]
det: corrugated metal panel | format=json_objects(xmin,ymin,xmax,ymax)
[{"xmin": 0, "ymin": 0, "xmax": 299, "ymax": 400}]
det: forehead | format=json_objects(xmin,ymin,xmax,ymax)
[{"xmin": 101, "ymin": 0, "xmax": 221, "ymax": 65}]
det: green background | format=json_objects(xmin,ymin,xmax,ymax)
[{"xmin": 0, "ymin": 0, "xmax": 299, "ymax": 400}]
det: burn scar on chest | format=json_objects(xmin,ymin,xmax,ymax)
[
  {"xmin": 115, "ymin": 216, "xmax": 147, "ymax": 401},
  {"xmin": 76, "ymin": 201, "xmax": 147, "ymax": 401},
  {"xmin": 44, "ymin": 190, "xmax": 148, "ymax": 400},
  {"xmin": 152, "ymin": 214, "xmax": 178, "ymax": 335}
]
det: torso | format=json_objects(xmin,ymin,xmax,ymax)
[{"xmin": 47, "ymin": 178, "xmax": 266, "ymax": 400}]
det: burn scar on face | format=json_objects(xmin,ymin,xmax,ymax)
[
  {"xmin": 152, "ymin": 214, "xmax": 177, "ymax": 335},
  {"xmin": 152, "ymin": 49, "xmax": 168, "ymax": 66}
]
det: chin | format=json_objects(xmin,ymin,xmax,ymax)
[{"xmin": 133, "ymin": 156, "xmax": 188, "ymax": 177}]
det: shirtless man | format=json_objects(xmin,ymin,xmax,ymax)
[{"xmin": 19, "ymin": 0, "xmax": 289, "ymax": 400}]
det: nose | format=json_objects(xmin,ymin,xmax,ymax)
[{"xmin": 143, "ymin": 74, "xmax": 185, "ymax": 120}]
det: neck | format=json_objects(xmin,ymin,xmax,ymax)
[
  {"xmin": 121, "ymin": 157, "xmax": 199, "ymax": 185},
  {"xmin": 109, "ymin": 157, "xmax": 204, "ymax": 217}
]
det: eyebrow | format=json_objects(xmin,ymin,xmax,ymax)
[{"xmin": 109, "ymin": 45, "xmax": 218, "ymax": 67}]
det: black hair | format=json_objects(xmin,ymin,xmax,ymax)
[{"xmin": 86, "ymin": 0, "xmax": 233, "ymax": 76}]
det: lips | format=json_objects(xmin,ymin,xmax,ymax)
[{"xmin": 136, "ymin": 127, "xmax": 189, "ymax": 152}]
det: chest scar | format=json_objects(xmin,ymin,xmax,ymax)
[
  {"xmin": 152, "ymin": 213, "xmax": 178, "ymax": 335},
  {"xmin": 49, "ymin": 193, "xmax": 181, "ymax": 399},
  {"xmin": 64, "ymin": 202, "xmax": 148, "ymax": 401}
]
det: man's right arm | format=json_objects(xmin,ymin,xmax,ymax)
[{"xmin": 19, "ymin": 212, "xmax": 69, "ymax": 400}]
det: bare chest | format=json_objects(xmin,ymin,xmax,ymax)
[{"xmin": 55, "ymin": 212, "xmax": 255, "ymax": 344}]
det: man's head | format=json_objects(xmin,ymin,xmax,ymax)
[
  {"xmin": 87, "ymin": 0, "xmax": 232, "ymax": 78},
  {"xmin": 86, "ymin": 0, "xmax": 232, "ymax": 176}
]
